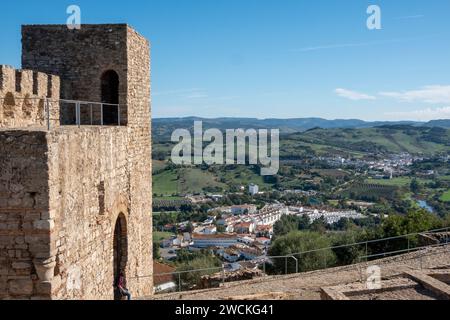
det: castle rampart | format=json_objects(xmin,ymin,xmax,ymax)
[{"xmin": 0, "ymin": 24, "xmax": 153, "ymax": 300}]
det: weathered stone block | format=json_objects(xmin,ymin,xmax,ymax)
[
  {"xmin": 8, "ymin": 279, "xmax": 33, "ymax": 295},
  {"xmin": 33, "ymin": 219, "xmax": 54, "ymax": 231},
  {"xmin": 12, "ymin": 262, "xmax": 32, "ymax": 270}
]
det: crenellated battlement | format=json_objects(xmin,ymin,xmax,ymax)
[
  {"xmin": 0, "ymin": 65, "xmax": 60, "ymax": 128},
  {"xmin": 0, "ymin": 65, "xmax": 60, "ymax": 99}
]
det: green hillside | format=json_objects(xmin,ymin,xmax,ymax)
[
  {"xmin": 282, "ymin": 126, "xmax": 449, "ymax": 157},
  {"xmin": 152, "ymin": 125, "xmax": 450, "ymax": 197},
  {"xmin": 153, "ymin": 166, "xmax": 228, "ymax": 197}
]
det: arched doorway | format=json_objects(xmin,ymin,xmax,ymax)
[
  {"xmin": 101, "ymin": 70, "xmax": 119, "ymax": 125},
  {"xmin": 113, "ymin": 213, "xmax": 128, "ymax": 300}
]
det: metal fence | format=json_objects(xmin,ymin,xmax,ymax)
[
  {"xmin": 147, "ymin": 227, "xmax": 450, "ymax": 294},
  {"xmin": 148, "ymin": 254, "xmax": 297, "ymax": 294},
  {"xmin": 356, "ymin": 241, "xmax": 450, "ymax": 282},
  {"xmin": 153, "ymin": 266, "xmax": 225, "ymax": 293},
  {"xmin": 0, "ymin": 96, "xmax": 123, "ymax": 130},
  {"xmin": 282, "ymin": 226, "xmax": 450, "ymax": 273},
  {"xmin": 59, "ymin": 99, "xmax": 122, "ymax": 127}
]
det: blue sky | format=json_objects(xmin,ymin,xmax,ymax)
[{"xmin": 1, "ymin": 0, "xmax": 450, "ymax": 120}]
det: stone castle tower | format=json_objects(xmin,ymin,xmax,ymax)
[{"xmin": 0, "ymin": 24, "xmax": 153, "ymax": 299}]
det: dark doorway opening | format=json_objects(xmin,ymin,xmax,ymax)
[
  {"xmin": 101, "ymin": 70, "xmax": 119, "ymax": 125},
  {"xmin": 113, "ymin": 213, "xmax": 128, "ymax": 300}
]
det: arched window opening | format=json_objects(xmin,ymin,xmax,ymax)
[
  {"xmin": 113, "ymin": 213, "xmax": 128, "ymax": 300},
  {"xmin": 101, "ymin": 70, "xmax": 119, "ymax": 125}
]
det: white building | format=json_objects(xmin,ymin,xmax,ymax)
[
  {"xmin": 231, "ymin": 204, "xmax": 257, "ymax": 215},
  {"xmin": 212, "ymin": 204, "xmax": 257, "ymax": 215},
  {"xmin": 249, "ymin": 184, "xmax": 259, "ymax": 196},
  {"xmin": 303, "ymin": 210, "xmax": 365, "ymax": 224},
  {"xmin": 193, "ymin": 225, "xmax": 217, "ymax": 235},
  {"xmin": 192, "ymin": 233, "xmax": 238, "ymax": 248}
]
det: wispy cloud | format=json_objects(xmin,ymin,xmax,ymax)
[
  {"xmin": 153, "ymin": 88, "xmax": 208, "ymax": 99},
  {"xmin": 185, "ymin": 93, "xmax": 208, "ymax": 99},
  {"xmin": 153, "ymin": 88, "xmax": 204, "ymax": 97},
  {"xmin": 335, "ymin": 88, "xmax": 376, "ymax": 101},
  {"xmin": 395, "ymin": 15, "xmax": 425, "ymax": 20},
  {"xmin": 385, "ymin": 106, "xmax": 450, "ymax": 121},
  {"xmin": 380, "ymin": 85, "xmax": 450, "ymax": 104},
  {"xmin": 291, "ymin": 36, "xmax": 432, "ymax": 53}
]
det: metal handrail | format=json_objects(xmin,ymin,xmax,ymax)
[
  {"xmin": 262, "ymin": 254, "xmax": 298, "ymax": 275},
  {"xmin": 357, "ymin": 242, "xmax": 450, "ymax": 282},
  {"xmin": 147, "ymin": 241, "xmax": 449, "ymax": 295},
  {"xmin": 288, "ymin": 226, "xmax": 450, "ymax": 257},
  {"xmin": 144, "ymin": 228, "xmax": 450, "ymax": 294},
  {"xmin": 59, "ymin": 99, "xmax": 122, "ymax": 128},
  {"xmin": 1, "ymin": 96, "xmax": 124, "ymax": 130},
  {"xmin": 153, "ymin": 266, "xmax": 223, "ymax": 277},
  {"xmin": 357, "ymin": 237, "xmax": 450, "ymax": 262}
]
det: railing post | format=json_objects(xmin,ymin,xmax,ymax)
[
  {"xmin": 100, "ymin": 103, "xmax": 104, "ymax": 126},
  {"xmin": 285, "ymin": 257, "xmax": 288, "ymax": 275},
  {"xmin": 222, "ymin": 267, "xmax": 225, "ymax": 286},
  {"xmin": 118, "ymin": 104, "xmax": 121, "ymax": 126},
  {"xmin": 365, "ymin": 241, "xmax": 368, "ymax": 261},
  {"xmin": 90, "ymin": 103, "xmax": 93, "ymax": 125},
  {"xmin": 292, "ymin": 256, "xmax": 298, "ymax": 274},
  {"xmin": 75, "ymin": 102, "xmax": 81, "ymax": 128}
]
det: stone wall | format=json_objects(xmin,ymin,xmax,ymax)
[
  {"xmin": 22, "ymin": 25, "xmax": 129, "ymax": 125},
  {"xmin": 46, "ymin": 126, "xmax": 150, "ymax": 299},
  {"xmin": 0, "ymin": 24, "xmax": 153, "ymax": 300},
  {"xmin": 0, "ymin": 65, "xmax": 60, "ymax": 128},
  {"xmin": 0, "ymin": 130, "xmax": 52, "ymax": 299},
  {"xmin": 124, "ymin": 26, "xmax": 153, "ymax": 297},
  {"xmin": 0, "ymin": 125, "xmax": 152, "ymax": 300}
]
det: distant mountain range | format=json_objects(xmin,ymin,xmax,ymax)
[{"xmin": 152, "ymin": 117, "xmax": 450, "ymax": 141}]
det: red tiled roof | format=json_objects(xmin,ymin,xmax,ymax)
[
  {"xmin": 236, "ymin": 222, "xmax": 252, "ymax": 228},
  {"xmin": 256, "ymin": 224, "xmax": 272, "ymax": 231}
]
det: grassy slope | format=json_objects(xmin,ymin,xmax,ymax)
[
  {"xmin": 153, "ymin": 160, "xmax": 167, "ymax": 172},
  {"xmin": 153, "ymin": 166, "xmax": 228, "ymax": 196},
  {"xmin": 364, "ymin": 177, "xmax": 433, "ymax": 187},
  {"xmin": 217, "ymin": 165, "xmax": 273, "ymax": 190},
  {"xmin": 178, "ymin": 167, "xmax": 227, "ymax": 194},
  {"xmin": 440, "ymin": 190, "xmax": 450, "ymax": 202},
  {"xmin": 153, "ymin": 170, "xmax": 178, "ymax": 196},
  {"xmin": 286, "ymin": 127, "xmax": 448, "ymax": 156},
  {"xmin": 153, "ymin": 231, "xmax": 174, "ymax": 243}
]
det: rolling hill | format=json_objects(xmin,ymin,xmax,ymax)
[{"xmin": 152, "ymin": 117, "xmax": 450, "ymax": 142}]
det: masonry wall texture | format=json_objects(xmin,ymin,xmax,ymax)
[
  {"xmin": 0, "ymin": 24, "xmax": 153, "ymax": 300},
  {"xmin": 0, "ymin": 65, "xmax": 60, "ymax": 128}
]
